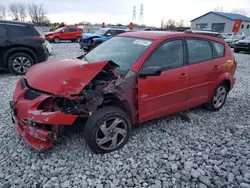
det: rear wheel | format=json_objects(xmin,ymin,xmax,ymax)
[
  {"xmin": 53, "ymin": 37, "xmax": 60, "ymax": 43},
  {"xmin": 204, "ymin": 82, "xmax": 229, "ymax": 111},
  {"xmin": 83, "ymin": 107, "xmax": 132, "ymax": 154},
  {"xmin": 8, "ymin": 52, "xmax": 34, "ymax": 75}
]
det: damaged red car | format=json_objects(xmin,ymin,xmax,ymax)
[{"xmin": 10, "ymin": 31, "xmax": 236, "ymax": 153}]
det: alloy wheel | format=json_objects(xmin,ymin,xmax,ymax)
[
  {"xmin": 12, "ymin": 56, "xmax": 32, "ymax": 74},
  {"xmin": 95, "ymin": 117, "xmax": 128, "ymax": 150},
  {"xmin": 213, "ymin": 85, "xmax": 227, "ymax": 108}
]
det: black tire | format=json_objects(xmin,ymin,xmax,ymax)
[
  {"xmin": 204, "ymin": 82, "xmax": 229, "ymax": 111},
  {"xmin": 83, "ymin": 106, "xmax": 132, "ymax": 154},
  {"xmin": 234, "ymin": 48, "xmax": 239, "ymax": 53},
  {"xmin": 8, "ymin": 52, "xmax": 34, "ymax": 75},
  {"xmin": 53, "ymin": 37, "xmax": 60, "ymax": 43},
  {"xmin": 76, "ymin": 37, "xmax": 81, "ymax": 43},
  {"xmin": 71, "ymin": 39, "xmax": 76, "ymax": 42}
]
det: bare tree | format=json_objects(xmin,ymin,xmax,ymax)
[
  {"xmin": 177, "ymin": 19, "xmax": 185, "ymax": 27},
  {"xmin": 213, "ymin": 7, "xmax": 224, "ymax": 12},
  {"xmin": 18, "ymin": 4, "xmax": 26, "ymax": 22},
  {"xmin": 164, "ymin": 19, "xmax": 177, "ymax": 30},
  {"xmin": 9, "ymin": 3, "xmax": 19, "ymax": 20},
  {"xmin": 28, "ymin": 3, "xmax": 48, "ymax": 25},
  {"xmin": 9, "ymin": 3, "xmax": 27, "ymax": 21},
  {"xmin": 0, "ymin": 4, "xmax": 6, "ymax": 20},
  {"xmin": 230, "ymin": 8, "xmax": 249, "ymax": 16}
]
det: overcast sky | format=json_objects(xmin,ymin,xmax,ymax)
[{"xmin": 2, "ymin": 0, "xmax": 250, "ymax": 26}]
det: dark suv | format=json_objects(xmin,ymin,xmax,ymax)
[{"xmin": 0, "ymin": 20, "xmax": 49, "ymax": 75}]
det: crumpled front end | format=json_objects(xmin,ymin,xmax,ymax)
[
  {"xmin": 10, "ymin": 78, "xmax": 78, "ymax": 151},
  {"xmin": 10, "ymin": 60, "xmax": 125, "ymax": 151}
]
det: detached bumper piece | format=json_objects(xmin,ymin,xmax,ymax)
[{"xmin": 15, "ymin": 117, "xmax": 55, "ymax": 151}]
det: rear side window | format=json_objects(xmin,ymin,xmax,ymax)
[
  {"xmin": 116, "ymin": 30, "xmax": 126, "ymax": 35},
  {"xmin": 212, "ymin": 41, "xmax": 225, "ymax": 58},
  {"xmin": 69, "ymin": 28, "xmax": 77, "ymax": 32},
  {"xmin": 187, "ymin": 39, "xmax": 213, "ymax": 64},
  {"xmin": 7, "ymin": 25, "xmax": 40, "ymax": 37},
  {"xmin": 0, "ymin": 24, "xmax": 7, "ymax": 38}
]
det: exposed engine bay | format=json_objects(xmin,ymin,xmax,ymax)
[{"xmin": 49, "ymin": 60, "xmax": 125, "ymax": 117}]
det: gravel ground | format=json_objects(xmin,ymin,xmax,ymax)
[{"xmin": 0, "ymin": 43, "xmax": 250, "ymax": 188}]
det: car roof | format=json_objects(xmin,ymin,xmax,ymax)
[
  {"xmin": 118, "ymin": 31, "xmax": 226, "ymax": 42},
  {"xmin": 119, "ymin": 31, "xmax": 182, "ymax": 40},
  {"xmin": 102, "ymin": 27, "xmax": 126, "ymax": 31},
  {"xmin": 0, "ymin": 20, "xmax": 34, "ymax": 26}
]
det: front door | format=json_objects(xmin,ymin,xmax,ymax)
[
  {"xmin": 137, "ymin": 39, "xmax": 189, "ymax": 123},
  {"xmin": 60, "ymin": 28, "xmax": 71, "ymax": 39}
]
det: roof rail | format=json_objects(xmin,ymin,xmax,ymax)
[{"xmin": 184, "ymin": 29, "xmax": 224, "ymax": 39}]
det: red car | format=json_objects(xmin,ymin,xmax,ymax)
[
  {"xmin": 10, "ymin": 31, "xmax": 236, "ymax": 153},
  {"xmin": 45, "ymin": 26, "xmax": 82, "ymax": 43}
]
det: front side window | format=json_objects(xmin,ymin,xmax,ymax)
[
  {"xmin": 143, "ymin": 39, "xmax": 184, "ymax": 70},
  {"xmin": 0, "ymin": 25, "xmax": 6, "ymax": 38},
  {"xmin": 84, "ymin": 37, "xmax": 153, "ymax": 75},
  {"xmin": 187, "ymin": 39, "xmax": 213, "ymax": 64},
  {"xmin": 62, "ymin": 28, "xmax": 70, "ymax": 33}
]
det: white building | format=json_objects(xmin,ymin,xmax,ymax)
[{"xmin": 191, "ymin": 12, "xmax": 250, "ymax": 35}]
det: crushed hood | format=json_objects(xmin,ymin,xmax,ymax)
[
  {"xmin": 26, "ymin": 59, "xmax": 118, "ymax": 96},
  {"xmin": 81, "ymin": 33, "xmax": 101, "ymax": 39}
]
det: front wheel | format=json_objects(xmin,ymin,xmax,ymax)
[
  {"xmin": 53, "ymin": 37, "xmax": 60, "ymax": 43},
  {"xmin": 76, "ymin": 37, "xmax": 81, "ymax": 43},
  {"xmin": 204, "ymin": 82, "xmax": 229, "ymax": 111},
  {"xmin": 83, "ymin": 107, "xmax": 132, "ymax": 154}
]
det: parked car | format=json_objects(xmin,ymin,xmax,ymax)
[
  {"xmin": 0, "ymin": 20, "xmax": 49, "ymax": 75},
  {"xmin": 80, "ymin": 28, "xmax": 127, "ymax": 51},
  {"xmin": 221, "ymin": 33, "xmax": 232, "ymax": 39},
  {"xmin": 225, "ymin": 35, "xmax": 245, "ymax": 47},
  {"xmin": 10, "ymin": 31, "xmax": 236, "ymax": 153},
  {"xmin": 45, "ymin": 26, "xmax": 83, "ymax": 43},
  {"xmin": 234, "ymin": 35, "xmax": 250, "ymax": 53}
]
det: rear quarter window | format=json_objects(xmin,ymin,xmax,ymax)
[
  {"xmin": 211, "ymin": 41, "xmax": 225, "ymax": 58},
  {"xmin": 7, "ymin": 25, "xmax": 40, "ymax": 37}
]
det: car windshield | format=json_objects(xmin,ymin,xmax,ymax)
[
  {"xmin": 94, "ymin": 28, "xmax": 108, "ymax": 36},
  {"xmin": 84, "ymin": 36, "xmax": 153, "ymax": 75},
  {"xmin": 54, "ymin": 27, "xmax": 64, "ymax": 32}
]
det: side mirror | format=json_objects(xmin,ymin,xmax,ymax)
[
  {"xmin": 138, "ymin": 66, "xmax": 162, "ymax": 78},
  {"xmin": 107, "ymin": 33, "xmax": 111, "ymax": 36}
]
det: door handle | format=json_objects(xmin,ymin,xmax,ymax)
[
  {"xmin": 213, "ymin": 65, "xmax": 220, "ymax": 70},
  {"xmin": 4, "ymin": 40, "xmax": 12, "ymax": 44},
  {"xmin": 179, "ymin": 73, "xmax": 188, "ymax": 79}
]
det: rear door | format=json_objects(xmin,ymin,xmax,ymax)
[
  {"xmin": 185, "ymin": 38, "xmax": 218, "ymax": 104},
  {"xmin": 138, "ymin": 39, "xmax": 189, "ymax": 123},
  {"xmin": 0, "ymin": 24, "xmax": 8, "ymax": 66}
]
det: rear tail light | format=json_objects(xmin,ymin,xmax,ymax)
[{"xmin": 32, "ymin": 35, "xmax": 45, "ymax": 42}]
